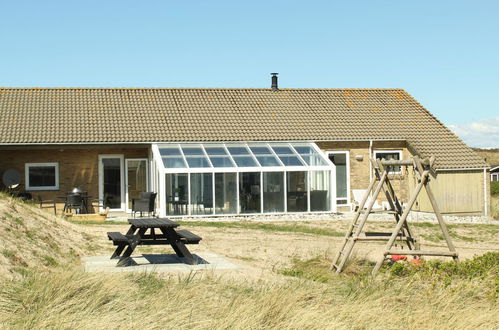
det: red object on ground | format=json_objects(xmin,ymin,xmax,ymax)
[
  {"xmin": 410, "ymin": 258, "xmax": 423, "ymax": 267},
  {"xmin": 391, "ymin": 254, "xmax": 407, "ymax": 261}
]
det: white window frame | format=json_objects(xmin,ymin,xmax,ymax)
[
  {"xmin": 152, "ymin": 142, "xmax": 336, "ymax": 217},
  {"xmin": 326, "ymin": 151, "xmax": 350, "ymax": 207},
  {"xmin": 25, "ymin": 162, "xmax": 60, "ymax": 191},
  {"xmin": 492, "ymin": 173, "xmax": 499, "ymax": 182},
  {"xmin": 373, "ymin": 150, "xmax": 403, "ymax": 174}
]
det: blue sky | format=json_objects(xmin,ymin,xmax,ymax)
[{"xmin": 1, "ymin": 1, "xmax": 498, "ymax": 147}]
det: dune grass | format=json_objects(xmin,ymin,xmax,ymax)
[
  {"xmin": 66, "ymin": 218, "xmax": 346, "ymax": 237},
  {"xmin": 0, "ymin": 254, "xmax": 497, "ymax": 329},
  {"xmin": 0, "ymin": 193, "xmax": 498, "ymax": 328},
  {"xmin": 178, "ymin": 220, "xmax": 345, "ymax": 237}
]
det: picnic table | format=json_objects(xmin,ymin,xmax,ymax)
[{"xmin": 107, "ymin": 218, "xmax": 202, "ymax": 267}]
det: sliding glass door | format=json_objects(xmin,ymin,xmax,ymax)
[
  {"xmin": 99, "ymin": 155, "xmax": 125, "ymax": 211},
  {"xmin": 125, "ymin": 159, "xmax": 148, "ymax": 212}
]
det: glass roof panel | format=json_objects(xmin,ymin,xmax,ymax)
[
  {"xmin": 162, "ymin": 157, "xmax": 187, "ymax": 168},
  {"xmin": 155, "ymin": 142, "xmax": 331, "ymax": 171},
  {"xmin": 278, "ymin": 155, "xmax": 304, "ymax": 166},
  {"xmin": 204, "ymin": 146, "xmax": 228, "ymax": 156},
  {"xmin": 271, "ymin": 145, "xmax": 294, "ymax": 155},
  {"xmin": 181, "ymin": 145, "xmax": 204, "ymax": 155},
  {"xmin": 233, "ymin": 156, "xmax": 258, "ymax": 167},
  {"xmin": 292, "ymin": 145, "xmax": 317, "ymax": 155},
  {"xmin": 209, "ymin": 156, "xmax": 235, "ymax": 168},
  {"xmin": 227, "ymin": 146, "xmax": 250, "ymax": 155},
  {"xmin": 300, "ymin": 155, "xmax": 327, "ymax": 166},
  {"xmin": 256, "ymin": 155, "xmax": 281, "ymax": 167},
  {"xmin": 159, "ymin": 146, "xmax": 181, "ymax": 156},
  {"xmin": 249, "ymin": 145, "xmax": 272, "ymax": 155},
  {"xmin": 185, "ymin": 156, "xmax": 211, "ymax": 168}
]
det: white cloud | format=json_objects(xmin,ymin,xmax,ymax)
[{"xmin": 448, "ymin": 117, "xmax": 499, "ymax": 148}]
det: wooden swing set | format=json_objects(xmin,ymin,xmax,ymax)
[{"xmin": 331, "ymin": 156, "xmax": 459, "ymax": 275}]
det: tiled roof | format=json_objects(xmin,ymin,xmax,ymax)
[{"xmin": 0, "ymin": 87, "xmax": 487, "ymax": 169}]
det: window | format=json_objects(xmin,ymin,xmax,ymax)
[
  {"xmin": 310, "ymin": 170, "xmax": 331, "ymax": 211},
  {"xmin": 165, "ymin": 173, "xmax": 188, "ymax": 215},
  {"xmin": 263, "ymin": 172, "xmax": 284, "ymax": 212},
  {"xmin": 239, "ymin": 172, "xmax": 261, "ymax": 213},
  {"xmin": 25, "ymin": 163, "xmax": 59, "ymax": 190},
  {"xmin": 286, "ymin": 171, "xmax": 308, "ymax": 212},
  {"xmin": 190, "ymin": 173, "xmax": 213, "ymax": 215},
  {"xmin": 215, "ymin": 173, "xmax": 237, "ymax": 214},
  {"xmin": 373, "ymin": 150, "xmax": 402, "ymax": 174}
]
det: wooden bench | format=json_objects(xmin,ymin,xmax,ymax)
[
  {"xmin": 108, "ymin": 230, "xmax": 202, "ymax": 245},
  {"xmin": 176, "ymin": 229, "xmax": 202, "ymax": 244},
  {"xmin": 107, "ymin": 232, "xmax": 131, "ymax": 245}
]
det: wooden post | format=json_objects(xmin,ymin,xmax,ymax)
[
  {"xmin": 331, "ymin": 167, "xmax": 379, "ymax": 269},
  {"xmin": 375, "ymin": 159, "xmax": 415, "ymax": 250},
  {"xmin": 372, "ymin": 157, "xmax": 430, "ymax": 275},
  {"xmin": 334, "ymin": 169, "xmax": 388, "ymax": 273}
]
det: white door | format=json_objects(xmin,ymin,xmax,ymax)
[
  {"xmin": 98, "ymin": 155, "xmax": 125, "ymax": 212},
  {"xmin": 125, "ymin": 158, "xmax": 149, "ymax": 213}
]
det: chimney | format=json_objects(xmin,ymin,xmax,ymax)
[{"xmin": 271, "ymin": 73, "xmax": 278, "ymax": 91}]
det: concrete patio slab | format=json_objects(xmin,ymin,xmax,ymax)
[{"xmin": 82, "ymin": 252, "xmax": 239, "ymax": 273}]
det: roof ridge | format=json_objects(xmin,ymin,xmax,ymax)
[{"xmin": 0, "ymin": 87, "xmax": 406, "ymax": 91}]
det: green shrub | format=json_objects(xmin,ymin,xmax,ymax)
[
  {"xmin": 491, "ymin": 181, "xmax": 499, "ymax": 195},
  {"xmin": 386, "ymin": 252, "xmax": 499, "ymax": 280}
]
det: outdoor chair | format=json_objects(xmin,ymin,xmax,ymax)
[
  {"xmin": 201, "ymin": 196, "xmax": 213, "ymax": 214},
  {"xmin": 132, "ymin": 192, "xmax": 157, "ymax": 217},
  {"xmin": 65, "ymin": 193, "xmax": 85, "ymax": 214},
  {"xmin": 36, "ymin": 195, "xmax": 57, "ymax": 215}
]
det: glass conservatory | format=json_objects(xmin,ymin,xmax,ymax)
[{"xmin": 150, "ymin": 142, "xmax": 336, "ymax": 217}]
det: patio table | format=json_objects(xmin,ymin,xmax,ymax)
[
  {"xmin": 59, "ymin": 192, "xmax": 95, "ymax": 214},
  {"xmin": 107, "ymin": 218, "xmax": 202, "ymax": 267}
]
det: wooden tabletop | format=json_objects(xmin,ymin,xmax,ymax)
[{"xmin": 128, "ymin": 218, "xmax": 179, "ymax": 228}]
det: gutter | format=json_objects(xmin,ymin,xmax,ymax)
[
  {"xmin": 484, "ymin": 168, "xmax": 489, "ymax": 217},
  {"xmin": 0, "ymin": 138, "xmax": 408, "ymax": 146}
]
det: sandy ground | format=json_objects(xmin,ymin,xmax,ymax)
[{"xmin": 82, "ymin": 219, "xmax": 499, "ymax": 280}]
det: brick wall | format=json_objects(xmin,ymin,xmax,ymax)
[
  {"xmin": 316, "ymin": 141, "xmax": 411, "ymax": 209},
  {"xmin": 0, "ymin": 145, "xmax": 148, "ymax": 212}
]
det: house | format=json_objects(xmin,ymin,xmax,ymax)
[
  {"xmin": 491, "ymin": 165, "xmax": 499, "ymax": 182},
  {"xmin": 0, "ymin": 76, "xmax": 491, "ymax": 217}
]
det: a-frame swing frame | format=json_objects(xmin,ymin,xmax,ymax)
[{"xmin": 331, "ymin": 155, "xmax": 459, "ymax": 275}]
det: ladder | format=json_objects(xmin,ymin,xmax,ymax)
[{"xmin": 331, "ymin": 156, "xmax": 459, "ymax": 275}]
